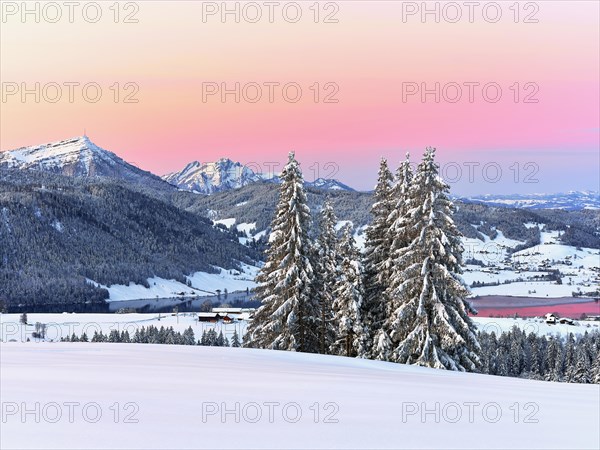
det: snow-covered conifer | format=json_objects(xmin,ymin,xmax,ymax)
[
  {"xmin": 231, "ymin": 329, "xmax": 241, "ymax": 348},
  {"xmin": 383, "ymin": 147, "xmax": 480, "ymax": 371},
  {"xmin": 570, "ymin": 345, "xmax": 591, "ymax": 384},
  {"xmin": 331, "ymin": 225, "xmax": 368, "ymax": 357},
  {"xmin": 313, "ymin": 200, "xmax": 339, "ymax": 354},
  {"xmin": 362, "ymin": 158, "xmax": 394, "ymax": 355},
  {"xmin": 545, "ymin": 336, "xmax": 560, "ymax": 381},
  {"xmin": 374, "ymin": 153, "xmax": 413, "ymax": 360},
  {"xmin": 243, "ymin": 152, "xmax": 319, "ymax": 353},
  {"xmin": 591, "ymin": 353, "xmax": 600, "ymax": 384}
]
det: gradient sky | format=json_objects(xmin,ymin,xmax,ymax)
[{"xmin": 1, "ymin": 1, "xmax": 598, "ymax": 194}]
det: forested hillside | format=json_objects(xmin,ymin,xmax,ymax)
[
  {"xmin": 0, "ymin": 169, "xmax": 259, "ymax": 308},
  {"xmin": 172, "ymin": 182, "xmax": 374, "ymax": 233},
  {"xmin": 175, "ymin": 182, "xmax": 600, "ymax": 250}
]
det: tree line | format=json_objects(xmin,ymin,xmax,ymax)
[
  {"xmin": 59, "ymin": 325, "xmax": 242, "ymax": 348},
  {"xmin": 478, "ymin": 327, "xmax": 600, "ymax": 384}
]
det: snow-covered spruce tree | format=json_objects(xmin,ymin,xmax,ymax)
[
  {"xmin": 544, "ymin": 336, "xmax": 561, "ymax": 381},
  {"xmin": 374, "ymin": 153, "xmax": 414, "ymax": 361},
  {"xmin": 243, "ymin": 152, "xmax": 320, "ymax": 353},
  {"xmin": 592, "ymin": 353, "xmax": 600, "ymax": 384},
  {"xmin": 313, "ymin": 200, "xmax": 338, "ymax": 354},
  {"xmin": 386, "ymin": 153, "xmax": 414, "ymax": 245},
  {"xmin": 509, "ymin": 328, "xmax": 524, "ymax": 377},
  {"xmin": 527, "ymin": 332, "xmax": 542, "ymax": 379},
  {"xmin": 183, "ymin": 327, "xmax": 195, "ymax": 345},
  {"xmin": 231, "ymin": 329, "xmax": 241, "ymax": 348},
  {"xmin": 362, "ymin": 158, "xmax": 395, "ymax": 356},
  {"xmin": 330, "ymin": 225, "xmax": 368, "ymax": 358},
  {"xmin": 384, "ymin": 147, "xmax": 480, "ymax": 371},
  {"xmin": 570, "ymin": 345, "xmax": 591, "ymax": 384}
]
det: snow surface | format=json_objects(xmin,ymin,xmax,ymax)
[
  {"xmin": 1, "ymin": 343, "xmax": 598, "ymax": 449},
  {"xmin": 214, "ymin": 218, "xmax": 236, "ymax": 228},
  {"xmin": 335, "ymin": 220, "xmax": 352, "ymax": 231},
  {"xmin": 236, "ymin": 222, "xmax": 257, "ymax": 235},
  {"xmin": 468, "ymin": 281, "xmax": 589, "ymax": 298},
  {"xmin": 473, "ymin": 316, "xmax": 600, "ymax": 336},
  {"xmin": 89, "ymin": 264, "xmax": 259, "ymax": 301},
  {"xmin": 462, "ymin": 229, "xmax": 524, "ymax": 263},
  {"xmin": 213, "ymin": 218, "xmax": 263, "ymax": 244},
  {"xmin": 0, "ymin": 312, "xmax": 247, "ymax": 343},
  {"xmin": 0, "ymin": 136, "xmax": 100, "ymax": 167}
]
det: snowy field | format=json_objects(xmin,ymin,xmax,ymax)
[
  {"xmin": 1, "ymin": 314, "xmax": 598, "ymax": 344},
  {"xmin": 1, "ymin": 343, "xmax": 598, "ymax": 449},
  {"xmin": 88, "ymin": 264, "xmax": 259, "ymax": 301},
  {"xmin": 464, "ymin": 229, "xmax": 599, "ymax": 298}
]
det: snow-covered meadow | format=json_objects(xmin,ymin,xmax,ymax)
[
  {"xmin": 1, "ymin": 343, "xmax": 598, "ymax": 449},
  {"xmin": 463, "ymin": 229, "xmax": 600, "ymax": 298},
  {"xmin": 88, "ymin": 264, "xmax": 259, "ymax": 302}
]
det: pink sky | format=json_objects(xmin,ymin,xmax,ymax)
[{"xmin": 1, "ymin": 1, "xmax": 598, "ymax": 194}]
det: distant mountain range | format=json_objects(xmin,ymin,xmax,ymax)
[
  {"xmin": 0, "ymin": 136, "xmax": 355, "ymax": 195},
  {"xmin": 163, "ymin": 158, "xmax": 356, "ymax": 193},
  {"xmin": 1, "ymin": 137, "xmax": 596, "ymax": 206},
  {"xmin": 460, "ymin": 191, "xmax": 600, "ymax": 211}
]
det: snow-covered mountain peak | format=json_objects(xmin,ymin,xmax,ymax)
[
  {"xmin": 164, "ymin": 158, "xmax": 357, "ymax": 194},
  {"xmin": 163, "ymin": 158, "xmax": 262, "ymax": 194},
  {"xmin": 1, "ymin": 135, "xmax": 103, "ymax": 167},
  {"xmin": 0, "ymin": 136, "xmax": 169, "ymax": 188},
  {"xmin": 306, "ymin": 177, "xmax": 356, "ymax": 192},
  {"xmin": 3, "ymin": 135, "xmax": 118, "ymax": 165}
]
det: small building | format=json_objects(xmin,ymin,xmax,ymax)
[
  {"xmin": 558, "ymin": 317, "xmax": 575, "ymax": 325},
  {"xmin": 545, "ymin": 313, "xmax": 558, "ymax": 324},
  {"xmin": 197, "ymin": 312, "xmax": 235, "ymax": 323},
  {"xmin": 211, "ymin": 307, "xmax": 256, "ymax": 322},
  {"xmin": 218, "ymin": 314, "xmax": 234, "ymax": 324},
  {"xmin": 197, "ymin": 312, "xmax": 220, "ymax": 323}
]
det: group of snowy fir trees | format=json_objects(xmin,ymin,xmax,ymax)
[
  {"xmin": 60, "ymin": 325, "xmax": 242, "ymax": 348},
  {"xmin": 243, "ymin": 148, "xmax": 480, "ymax": 372}
]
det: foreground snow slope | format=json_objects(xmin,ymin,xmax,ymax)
[{"xmin": 1, "ymin": 344, "xmax": 598, "ymax": 449}]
